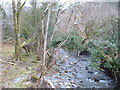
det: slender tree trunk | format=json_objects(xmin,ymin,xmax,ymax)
[
  {"xmin": 43, "ymin": 3, "xmax": 51, "ymax": 67},
  {"xmin": 37, "ymin": 6, "xmax": 45, "ymax": 61},
  {"xmin": 12, "ymin": 0, "xmax": 19, "ymax": 60},
  {"xmin": 16, "ymin": 0, "xmax": 21, "ymax": 60},
  {"xmin": 50, "ymin": 10, "xmax": 60, "ymax": 42},
  {"xmin": 32, "ymin": 0, "xmax": 41, "ymax": 61}
]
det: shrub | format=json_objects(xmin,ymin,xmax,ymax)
[
  {"xmin": 51, "ymin": 31, "xmax": 87, "ymax": 53},
  {"xmin": 88, "ymin": 17, "xmax": 119, "ymax": 79}
]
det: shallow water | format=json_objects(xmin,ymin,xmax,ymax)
[{"xmin": 45, "ymin": 48, "xmax": 115, "ymax": 88}]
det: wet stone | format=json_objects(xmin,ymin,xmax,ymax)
[
  {"xmin": 88, "ymin": 71, "xmax": 94, "ymax": 74},
  {"xmin": 88, "ymin": 77, "xmax": 91, "ymax": 79},
  {"xmin": 67, "ymin": 78, "xmax": 71, "ymax": 80},
  {"xmin": 94, "ymin": 79, "xmax": 100, "ymax": 82},
  {"xmin": 65, "ymin": 71, "xmax": 68, "ymax": 73},
  {"xmin": 80, "ymin": 80, "xmax": 83, "ymax": 83},
  {"xmin": 85, "ymin": 66, "xmax": 89, "ymax": 70}
]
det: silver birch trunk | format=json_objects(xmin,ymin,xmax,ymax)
[{"xmin": 43, "ymin": 3, "xmax": 51, "ymax": 67}]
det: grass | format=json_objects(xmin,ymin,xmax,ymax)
[
  {"xmin": 0, "ymin": 43, "xmax": 43, "ymax": 88},
  {"xmin": 2, "ymin": 43, "xmax": 15, "ymax": 58}
]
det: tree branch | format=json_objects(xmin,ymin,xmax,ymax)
[{"xmin": 19, "ymin": 0, "xmax": 26, "ymax": 10}]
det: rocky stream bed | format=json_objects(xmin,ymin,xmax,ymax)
[{"xmin": 44, "ymin": 49, "xmax": 116, "ymax": 88}]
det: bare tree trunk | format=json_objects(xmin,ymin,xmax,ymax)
[
  {"xmin": 34, "ymin": 3, "xmax": 52, "ymax": 86},
  {"xmin": 32, "ymin": 0, "xmax": 41, "ymax": 61},
  {"xmin": 50, "ymin": 9, "xmax": 60, "ymax": 42},
  {"xmin": 43, "ymin": 3, "xmax": 51, "ymax": 67},
  {"xmin": 37, "ymin": 6, "xmax": 45, "ymax": 61}
]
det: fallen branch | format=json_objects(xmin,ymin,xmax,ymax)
[{"xmin": 20, "ymin": 33, "xmax": 36, "ymax": 48}]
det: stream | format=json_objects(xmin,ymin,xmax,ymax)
[{"xmin": 44, "ymin": 48, "xmax": 115, "ymax": 88}]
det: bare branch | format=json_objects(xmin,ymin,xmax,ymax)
[
  {"xmin": 19, "ymin": 0, "xmax": 26, "ymax": 10},
  {"xmin": 57, "ymin": 36, "xmax": 69, "ymax": 49}
]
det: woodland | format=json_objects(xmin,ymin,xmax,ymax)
[{"xmin": 0, "ymin": 0, "xmax": 120, "ymax": 88}]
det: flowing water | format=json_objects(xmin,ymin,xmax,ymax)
[{"xmin": 44, "ymin": 48, "xmax": 115, "ymax": 88}]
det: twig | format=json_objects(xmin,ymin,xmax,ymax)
[
  {"xmin": 57, "ymin": 36, "xmax": 69, "ymax": 49},
  {"xmin": 19, "ymin": 0, "xmax": 26, "ymax": 10}
]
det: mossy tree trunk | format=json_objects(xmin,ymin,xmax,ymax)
[{"xmin": 12, "ymin": 0, "xmax": 26, "ymax": 60}]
